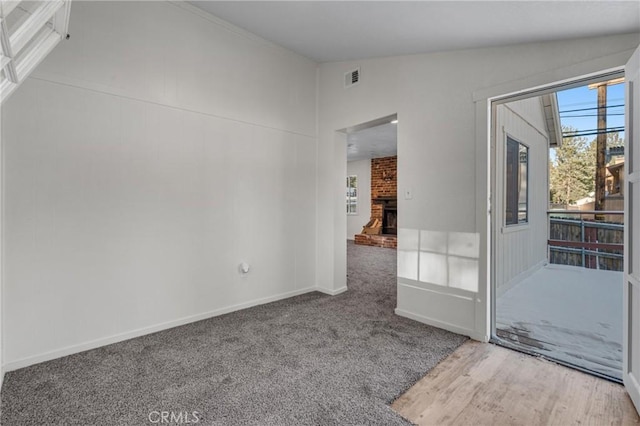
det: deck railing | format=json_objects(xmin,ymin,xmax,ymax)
[{"xmin": 547, "ymin": 210, "xmax": 624, "ymax": 271}]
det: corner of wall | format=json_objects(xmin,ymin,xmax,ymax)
[
  {"xmin": 314, "ymin": 66, "xmax": 321, "ymax": 290},
  {"xmin": 1, "ymin": 99, "xmax": 4, "ymax": 393},
  {"xmin": 316, "ymin": 286, "xmax": 348, "ymax": 296}
]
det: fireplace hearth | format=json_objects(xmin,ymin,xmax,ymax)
[
  {"xmin": 372, "ymin": 197, "xmax": 397, "ymax": 235},
  {"xmin": 382, "ymin": 199, "xmax": 397, "ymax": 235},
  {"xmin": 354, "ymin": 155, "xmax": 398, "ymax": 247}
]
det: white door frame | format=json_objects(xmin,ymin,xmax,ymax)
[
  {"xmin": 623, "ymin": 45, "xmax": 640, "ymax": 414},
  {"xmin": 473, "ymin": 48, "xmax": 635, "ymax": 342},
  {"xmin": 487, "ymin": 70, "xmax": 625, "ymax": 380},
  {"xmin": 474, "ymin": 46, "xmax": 640, "ymax": 413}
]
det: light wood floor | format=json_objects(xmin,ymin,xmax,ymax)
[{"xmin": 392, "ymin": 341, "xmax": 640, "ymax": 426}]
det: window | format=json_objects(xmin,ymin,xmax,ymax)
[
  {"xmin": 346, "ymin": 175, "xmax": 358, "ymax": 214},
  {"xmin": 505, "ymin": 137, "xmax": 528, "ymax": 225}
]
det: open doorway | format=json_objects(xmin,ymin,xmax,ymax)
[
  {"xmin": 492, "ymin": 72, "xmax": 625, "ymax": 382},
  {"xmin": 346, "ymin": 121, "xmax": 398, "ymax": 246},
  {"xmin": 344, "ymin": 115, "xmax": 398, "ymax": 308}
]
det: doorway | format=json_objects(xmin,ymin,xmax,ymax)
[
  {"xmin": 491, "ymin": 72, "xmax": 626, "ymax": 381},
  {"xmin": 343, "ymin": 115, "xmax": 398, "ymax": 309},
  {"xmin": 344, "ymin": 115, "xmax": 398, "ymax": 246}
]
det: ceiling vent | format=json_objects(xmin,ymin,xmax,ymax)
[{"xmin": 344, "ymin": 67, "xmax": 360, "ymax": 88}]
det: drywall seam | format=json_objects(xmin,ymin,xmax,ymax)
[{"xmin": 27, "ymin": 74, "xmax": 317, "ymax": 140}]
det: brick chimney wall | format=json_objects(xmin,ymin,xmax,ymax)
[{"xmin": 370, "ymin": 155, "xmax": 397, "ymax": 222}]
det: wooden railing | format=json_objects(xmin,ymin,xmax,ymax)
[{"xmin": 547, "ymin": 210, "xmax": 623, "ymax": 271}]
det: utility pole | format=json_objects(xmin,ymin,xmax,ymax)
[
  {"xmin": 588, "ymin": 77, "xmax": 624, "ymax": 221},
  {"xmin": 595, "ymin": 84, "xmax": 607, "ymax": 221}
]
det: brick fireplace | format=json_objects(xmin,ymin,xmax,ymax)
[{"xmin": 354, "ymin": 155, "xmax": 398, "ymax": 248}]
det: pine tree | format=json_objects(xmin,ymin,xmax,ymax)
[
  {"xmin": 549, "ymin": 127, "xmax": 595, "ymax": 205},
  {"xmin": 606, "ymin": 131, "xmax": 624, "ymax": 148}
]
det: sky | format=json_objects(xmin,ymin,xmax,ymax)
[
  {"xmin": 556, "ymin": 83, "xmax": 625, "ymax": 138},
  {"xmin": 550, "ymin": 82, "xmax": 625, "ymax": 164}
]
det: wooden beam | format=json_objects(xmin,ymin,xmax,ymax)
[
  {"xmin": 594, "ymin": 84, "xmax": 607, "ymax": 219},
  {"xmin": 587, "ymin": 77, "xmax": 625, "ymax": 89}
]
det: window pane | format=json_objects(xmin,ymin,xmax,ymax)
[
  {"xmin": 346, "ymin": 175, "xmax": 358, "ymax": 214},
  {"xmin": 505, "ymin": 137, "xmax": 528, "ymax": 226},
  {"xmin": 518, "ymin": 144, "xmax": 528, "ymax": 223}
]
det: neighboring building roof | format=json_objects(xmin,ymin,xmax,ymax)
[
  {"xmin": 607, "ymin": 161, "xmax": 624, "ymax": 172},
  {"xmin": 541, "ymin": 93, "xmax": 563, "ymax": 148}
]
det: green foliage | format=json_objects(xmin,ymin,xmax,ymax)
[
  {"xmin": 550, "ymin": 127, "xmax": 624, "ymax": 206},
  {"xmin": 549, "ymin": 127, "xmax": 595, "ymax": 205},
  {"xmin": 606, "ymin": 131, "xmax": 624, "ymax": 148}
]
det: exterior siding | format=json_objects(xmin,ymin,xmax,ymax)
[{"xmin": 495, "ymin": 98, "xmax": 550, "ymax": 296}]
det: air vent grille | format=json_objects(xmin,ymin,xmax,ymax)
[{"xmin": 344, "ymin": 67, "xmax": 360, "ymax": 88}]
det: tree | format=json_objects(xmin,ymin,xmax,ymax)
[
  {"xmin": 549, "ymin": 127, "xmax": 595, "ymax": 205},
  {"xmin": 606, "ymin": 131, "xmax": 624, "ymax": 149}
]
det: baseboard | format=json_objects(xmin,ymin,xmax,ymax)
[
  {"xmin": 3, "ymin": 286, "xmax": 316, "ymax": 372},
  {"xmin": 395, "ymin": 308, "xmax": 478, "ymax": 339},
  {"xmin": 316, "ymin": 286, "xmax": 348, "ymax": 296},
  {"xmin": 0, "ymin": 366, "xmax": 4, "ymax": 390}
]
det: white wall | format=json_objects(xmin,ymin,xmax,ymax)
[
  {"xmin": 1, "ymin": 1, "xmax": 318, "ymax": 370},
  {"xmin": 346, "ymin": 159, "xmax": 371, "ymax": 240},
  {"xmin": 494, "ymin": 98, "xmax": 550, "ymax": 297},
  {"xmin": 0, "ymin": 114, "xmax": 3, "ymax": 388},
  {"xmin": 317, "ymin": 33, "xmax": 640, "ymax": 339}
]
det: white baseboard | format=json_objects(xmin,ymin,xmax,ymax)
[
  {"xmin": 395, "ymin": 308, "xmax": 483, "ymax": 340},
  {"xmin": 0, "ymin": 366, "xmax": 4, "ymax": 390},
  {"xmin": 3, "ymin": 286, "xmax": 316, "ymax": 372},
  {"xmin": 316, "ymin": 286, "xmax": 348, "ymax": 296}
]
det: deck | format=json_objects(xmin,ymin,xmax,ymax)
[{"xmin": 496, "ymin": 264, "xmax": 623, "ymax": 380}]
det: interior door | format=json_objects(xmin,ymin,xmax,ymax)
[{"xmin": 624, "ymin": 44, "xmax": 640, "ymax": 414}]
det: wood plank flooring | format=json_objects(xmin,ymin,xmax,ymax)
[{"xmin": 392, "ymin": 341, "xmax": 639, "ymax": 426}]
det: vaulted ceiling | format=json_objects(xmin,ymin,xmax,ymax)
[
  {"xmin": 188, "ymin": 1, "xmax": 639, "ymax": 160},
  {"xmin": 190, "ymin": 1, "xmax": 640, "ymax": 63}
]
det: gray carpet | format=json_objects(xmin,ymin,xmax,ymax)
[{"xmin": 1, "ymin": 241, "xmax": 467, "ymax": 425}]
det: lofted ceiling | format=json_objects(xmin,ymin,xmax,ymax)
[
  {"xmin": 347, "ymin": 122, "xmax": 397, "ymax": 162},
  {"xmin": 186, "ymin": 1, "xmax": 637, "ymax": 162},
  {"xmin": 189, "ymin": 1, "xmax": 640, "ymax": 63}
]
